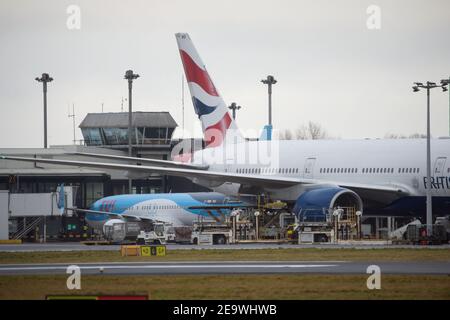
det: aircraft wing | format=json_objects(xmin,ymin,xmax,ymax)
[
  {"xmin": 1, "ymin": 155, "xmax": 411, "ymax": 196},
  {"xmin": 1, "ymin": 155, "xmax": 301, "ymax": 188},
  {"xmin": 68, "ymin": 207, "xmax": 155, "ymax": 222},
  {"xmin": 67, "ymin": 208, "xmax": 122, "ymax": 219},
  {"xmin": 187, "ymin": 204, "xmax": 255, "ymax": 210},
  {"xmin": 68, "ymin": 152, "xmax": 208, "ymax": 170}
]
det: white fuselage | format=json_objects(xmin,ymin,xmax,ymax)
[{"xmin": 191, "ymin": 138, "xmax": 450, "ymax": 202}]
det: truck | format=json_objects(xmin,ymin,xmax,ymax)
[
  {"xmin": 296, "ymin": 207, "xmax": 360, "ymax": 243},
  {"xmin": 406, "ymin": 223, "xmax": 448, "ymax": 245},
  {"xmin": 136, "ymin": 222, "xmax": 174, "ymax": 245},
  {"xmin": 191, "ymin": 222, "xmax": 232, "ymax": 245}
]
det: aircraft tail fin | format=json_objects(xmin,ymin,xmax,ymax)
[
  {"xmin": 57, "ymin": 184, "xmax": 65, "ymax": 214},
  {"xmin": 175, "ymin": 33, "xmax": 244, "ymax": 147},
  {"xmin": 259, "ymin": 125, "xmax": 273, "ymax": 141}
]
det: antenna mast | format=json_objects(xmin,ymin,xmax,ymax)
[{"xmin": 68, "ymin": 104, "xmax": 76, "ymax": 144}]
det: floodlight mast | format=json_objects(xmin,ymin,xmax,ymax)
[
  {"xmin": 35, "ymin": 73, "xmax": 53, "ymax": 149},
  {"xmin": 124, "ymin": 70, "xmax": 140, "ymax": 193},
  {"xmin": 261, "ymin": 75, "xmax": 277, "ymax": 126},
  {"xmin": 228, "ymin": 102, "xmax": 241, "ymax": 120},
  {"xmin": 412, "ymin": 80, "xmax": 448, "ymax": 236}
]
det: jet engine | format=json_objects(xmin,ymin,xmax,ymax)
[{"xmin": 293, "ymin": 187, "xmax": 363, "ymax": 222}]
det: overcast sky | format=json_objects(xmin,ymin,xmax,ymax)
[{"xmin": 1, "ymin": 0, "xmax": 449, "ymax": 147}]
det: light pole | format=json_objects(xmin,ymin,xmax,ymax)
[
  {"xmin": 261, "ymin": 75, "xmax": 277, "ymax": 126},
  {"xmin": 228, "ymin": 102, "xmax": 241, "ymax": 120},
  {"xmin": 35, "ymin": 73, "xmax": 53, "ymax": 148},
  {"xmin": 124, "ymin": 70, "xmax": 140, "ymax": 193},
  {"xmin": 412, "ymin": 81, "xmax": 448, "ymax": 236},
  {"xmin": 441, "ymin": 78, "xmax": 450, "ymax": 136}
]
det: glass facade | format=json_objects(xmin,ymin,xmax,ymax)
[
  {"xmin": 85, "ymin": 182, "xmax": 104, "ymax": 207},
  {"xmin": 103, "ymin": 128, "xmax": 131, "ymax": 145},
  {"xmin": 81, "ymin": 128, "xmax": 103, "ymax": 146},
  {"xmin": 82, "ymin": 127, "xmax": 174, "ymax": 146}
]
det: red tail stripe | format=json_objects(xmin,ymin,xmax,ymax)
[
  {"xmin": 204, "ymin": 113, "xmax": 232, "ymax": 147},
  {"xmin": 180, "ymin": 50, "xmax": 219, "ymax": 97}
]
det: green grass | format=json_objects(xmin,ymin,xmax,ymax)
[
  {"xmin": 0, "ymin": 274, "xmax": 449, "ymax": 300},
  {"xmin": 0, "ymin": 248, "xmax": 449, "ymax": 264}
]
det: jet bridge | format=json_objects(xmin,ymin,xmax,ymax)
[{"xmin": 0, "ymin": 187, "xmax": 76, "ymax": 241}]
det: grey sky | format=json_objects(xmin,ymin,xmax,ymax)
[{"xmin": 1, "ymin": 0, "xmax": 449, "ymax": 147}]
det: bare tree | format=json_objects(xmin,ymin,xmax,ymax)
[
  {"xmin": 277, "ymin": 129, "xmax": 294, "ymax": 140},
  {"xmin": 385, "ymin": 133, "xmax": 427, "ymax": 139},
  {"xmin": 296, "ymin": 121, "xmax": 328, "ymax": 140},
  {"xmin": 408, "ymin": 133, "xmax": 427, "ymax": 139}
]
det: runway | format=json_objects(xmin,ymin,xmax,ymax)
[
  {"xmin": 1, "ymin": 242, "xmax": 450, "ymax": 252},
  {"xmin": 0, "ymin": 261, "xmax": 448, "ymax": 275}
]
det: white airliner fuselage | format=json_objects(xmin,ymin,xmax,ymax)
[{"xmin": 194, "ymin": 138, "xmax": 450, "ymax": 200}]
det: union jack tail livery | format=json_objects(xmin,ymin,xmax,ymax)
[{"xmin": 175, "ymin": 33, "xmax": 244, "ymax": 148}]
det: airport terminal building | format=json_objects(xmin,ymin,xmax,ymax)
[{"xmin": 0, "ymin": 111, "xmax": 207, "ymax": 241}]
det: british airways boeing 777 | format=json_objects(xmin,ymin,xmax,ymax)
[{"xmin": 2, "ymin": 33, "xmax": 450, "ymax": 222}]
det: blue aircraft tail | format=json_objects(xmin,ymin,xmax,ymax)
[{"xmin": 57, "ymin": 184, "xmax": 65, "ymax": 214}]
